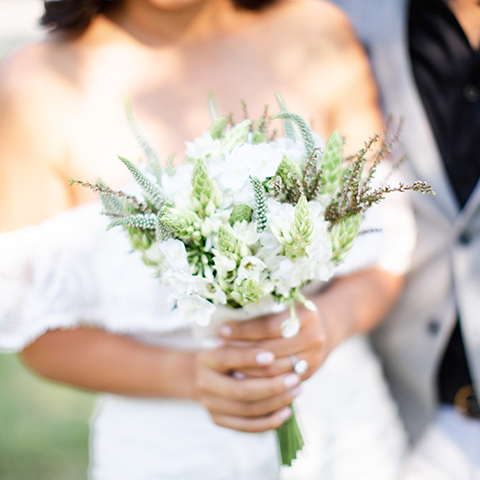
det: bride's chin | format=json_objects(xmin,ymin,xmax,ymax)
[{"xmin": 144, "ymin": 0, "xmax": 209, "ymax": 10}]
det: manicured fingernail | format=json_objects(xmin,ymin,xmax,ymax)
[
  {"xmin": 284, "ymin": 373, "xmax": 300, "ymax": 388},
  {"xmin": 279, "ymin": 407, "xmax": 292, "ymax": 420},
  {"xmin": 219, "ymin": 325, "xmax": 232, "ymax": 336},
  {"xmin": 304, "ymin": 300, "xmax": 317, "ymax": 312},
  {"xmin": 232, "ymin": 371, "xmax": 246, "ymax": 379},
  {"xmin": 291, "ymin": 386, "xmax": 302, "ymax": 397},
  {"xmin": 256, "ymin": 351, "xmax": 275, "ymax": 365}
]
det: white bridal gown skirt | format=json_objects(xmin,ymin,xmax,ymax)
[{"xmin": 89, "ymin": 334, "xmax": 407, "ymax": 480}]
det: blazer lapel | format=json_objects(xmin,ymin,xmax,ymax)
[{"xmin": 371, "ymin": 0, "xmax": 460, "ymax": 224}]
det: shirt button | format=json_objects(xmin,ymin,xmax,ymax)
[
  {"xmin": 427, "ymin": 320, "xmax": 441, "ymax": 335},
  {"xmin": 458, "ymin": 232, "xmax": 472, "ymax": 245},
  {"xmin": 463, "ymin": 84, "xmax": 480, "ymax": 103}
]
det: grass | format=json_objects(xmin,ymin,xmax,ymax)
[{"xmin": 0, "ymin": 354, "xmax": 95, "ymax": 480}]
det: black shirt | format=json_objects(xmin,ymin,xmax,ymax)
[{"xmin": 409, "ymin": 0, "xmax": 480, "ymax": 403}]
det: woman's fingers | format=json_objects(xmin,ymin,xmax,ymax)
[
  {"xmin": 235, "ymin": 352, "xmax": 312, "ymax": 378},
  {"xmin": 219, "ymin": 314, "xmax": 286, "ymax": 341},
  {"xmin": 210, "ymin": 407, "xmax": 293, "ymax": 433},
  {"xmin": 199, "ymin": 345, "xmax": 275, "ymax": 372},
  {"xmin": 201, "ymin": 385, "xmax": 301, "ymax": 417},
  {"xmin": 196, "ymin": 366, "xmax": 301, "ymax": 402},
  {"xmin": 195, "ymin": 352, "xmax": 303, "ymax": 432}
]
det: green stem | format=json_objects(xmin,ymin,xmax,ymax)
[{"xmin": 276, "ymin": 404, "xmax": 304, "ymax": 467}]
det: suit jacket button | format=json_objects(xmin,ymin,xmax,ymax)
[
  {"xmin": 463, "ymin": 84, "xmax": 480, "ymax": 103},
  {"xmin": 427, "ymin": 320, "xmax": 440, "ymax": 335}
]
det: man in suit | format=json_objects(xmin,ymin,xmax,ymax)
[{"xmin": 332, "ymin": 0, "xmax": 480, "ymax": 477}]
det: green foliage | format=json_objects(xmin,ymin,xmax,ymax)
[
  {"xmin": 320, "ymin": 130, "xmax": 344, "ymax": 197},
  {"xmin": 285, "ymin": 196, "xmax": 314, "ymax": 260},
  {"xmin": 251, "ymin": 176, "xmax": 268, "ymax": 232},
  {"xmin": 267, "ymin": 156, "xmax": 304, "ymax": 205},
  {"xmin": 209, "ymin": 117, "xmax": 226, "ymax": 140},
  {"xmin": 106, "ymin": 213, "xmax": 157, "ymax": 231},
  {"xmin": 252, "ymin": 104, "xmax": 271, "ymax": 144},
  {"xmin": 98, "ymin": 179, "xmax": 127, "ymax": 217},
  {"xmin": 118, "ymin": 156, "xmax": 165, "ymax": 211},
  {"xmin": 231, "ymin": 278, "xmax": 264, "ymax": 306},
  {"xmin": 159, "ymin": 207, "xmax": 196, "ymax": 240},
  {"xmin": 302, "ymin": 149, "xmax": 323, "ymax": 200},
  {"xmin": 156, "ymin": 215, "xmax": 175, "ymax": 242},
  {"xmin": 330, "ymin": 213, "xmax": 363, "ymax": 264},
  {"xmin": 324, "ymin": 127, "xmax": 435, "ymax": 229},
  {"xmin": 69, "ymin": 179, "xmax": 150, "ymax": 213},
  {"xmin": 124, "ymin": 98, "xmax": 162, "ymax": 183},
  {"xmin": 229, "ymin": 203, "xmax": 253, "ymax": 225},
  {"xmin": 217, "ymin": 225, "xmax": 239, "ymax": 260},
  {"xmin": 190, "ymin": 157, "xmax": 216, "ymax": 217},
  {"xmin": 274, "ymin": 92, "xmax": 296, "ymax": 141},
  {"xmin": 271, "ymin": 112, "xmax": 315, "ymax": 157},
  {"xmin": 207, "ymin": 91, "xmax": 220, "ymax": 122}
]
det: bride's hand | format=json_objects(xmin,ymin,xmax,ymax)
[
  {"xmin": 217, "ymin": 303, "xmax": 330, "ymax": 381},
  {"xmin": 194, "ymin": 345, "xmax": 302, "ymax": 432}
]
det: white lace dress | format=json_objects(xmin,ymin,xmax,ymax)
[{"xmin": 0, "ymin": 201, "xmax": 412, "ymax": 480}]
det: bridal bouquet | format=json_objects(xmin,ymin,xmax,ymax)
[{"xmin": 72, "ymin": 94, "xmax": 432, "ymax": 467}]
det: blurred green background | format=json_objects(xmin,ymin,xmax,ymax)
[
  {"xmin": 0, "ymin": 354, "xmax": 95, "ymax": 480},
  {"xmin": 0, "ymin": 2, "xmax": 96, "ymax": 478}
]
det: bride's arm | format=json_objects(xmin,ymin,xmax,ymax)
[
  {"xmin": 20, "ymin": 328, "xmax": 198, "ymax": 398},
  {"xmin": 20, "ymin": 327, "xmax": 301, "ymax": 432}
]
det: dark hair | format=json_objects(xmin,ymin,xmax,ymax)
[{"xmin": 41, "ymin": 0, "xmax": 276, "ymax": 32}]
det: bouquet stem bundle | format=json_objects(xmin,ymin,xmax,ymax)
[{"xmin": 277, "ymin": 405, "xmax": 305, "ymax": 466}]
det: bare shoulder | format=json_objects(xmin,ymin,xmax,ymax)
[
  {"xmin": 0, "ymin": 37, "xmax": 77, "ymax": 123},
  {"xmin": 271, "ymin": 0, "xmax": 359, "ymax": 48},
  {"xmin": 0, "ymin": 39, "xmax": 78, "ymax": 230}
]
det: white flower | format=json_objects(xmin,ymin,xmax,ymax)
[
  {"xmin": 267, "ymin": 198, "xmax": 295, "ymax": 223},
  {"xmin": 185, "ymin": 131, "xmax": 221, "ymax": 159},
  {"xmin": 242, "ymin": 293, "xmax": 276, "ymax": 316},
  {"xmin": 161, "ymin": 164, "xmax": 194, "ymax": 200},
  {"xmin": 158, "ymin": 239, "xmax": 189, "ymax": 272},
  {"xmin": 256, "ymin": 231, "xmax": 283, "ymax": 259},
  {"xmin": 232, "ymin": 221, "xmax": 259, "ymax": 246},
  {"xmin": 219, "ymin": 154, "xmax": 250, "ymax": 191},
  {"xmin": 267, "ymin": 199, "xmax": 295, "ymax": 246},
  {"xmin": 237, "ymin": 256, "xmax": 266, "ymax": 283},
  {"xmin": 241, "ymin": 143, "xmax": 283, "ymax": 181},
  {"xmin": 177, "ymin": 294, "xmax": 216, "ymax": 326},
  {"xmin": 270, "ymin": 138, "xmax": 305, "ymax": 165},
  {"xmin": 195, "ymin": 276, "xmax": 227, "ymax": 304},
  {"xmin": 162, "ymin": 269, "xmax": 197, "ymax": 296},
  {"xmin": 290, "ymin": 257, "xmax": 312, "ymax": 286},
  {"xmin": 270, "ymin": 257, "xmax": 296, "ymax": 294},
  {"xmin": 213, "ymin": 254, "xmax": 237, "ymax": 278}
]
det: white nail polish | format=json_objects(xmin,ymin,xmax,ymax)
[
  {"xmin": 291, "ymin": 386, "xmax": 302, "ymax": 397},
  {"xmin": 219, "ymin": 325, "xmax": 232, "ymax": 336},
  {"xmin": 279, "ymin": 407, "xmax": 292, "ymax": 420},
  {"xmin": 304, "ymin": 300, "xmax": 317, "ymax": 312},
  {"xmin": 232, "ymin": 371, "xmax": 246, "ymax": 380},
  {"xmin": 256, "ymin": 351, "xmax": 275, "ymax": 365},
  {"xmin": 284, "ymin": 373, "xmax": 300, "ymax": 388}
]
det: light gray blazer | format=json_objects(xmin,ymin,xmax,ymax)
[{"xmin": 332, "ymin": 0, "xmax": 480, "ymax": 441}]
